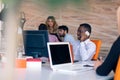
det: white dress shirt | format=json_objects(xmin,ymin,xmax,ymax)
[{"xmin": 73, "ymin": 39, "xmax": 96, "ymax": 61}]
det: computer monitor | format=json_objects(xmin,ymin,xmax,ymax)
[{"xmin": 23, "ymin": 30, "xmax": 49, "ymax": 58}]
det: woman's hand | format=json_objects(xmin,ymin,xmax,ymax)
[{"xmin": 94, "ymin": 57, "xmax": 103, "ymax": 70}]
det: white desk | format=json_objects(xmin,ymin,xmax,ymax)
[{"xmin": 14, "ymin": 63, "xmax": 113, "ymax": 80}]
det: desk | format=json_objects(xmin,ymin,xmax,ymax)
[{"xmin": 15, "ymin": 63, "xmax": 113, "ymax": 80}]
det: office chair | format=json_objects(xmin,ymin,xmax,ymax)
[
  {"xmin": 91, "ymin": 39, "xmax": 102, "ymax": 60},
  {"xmin": 114, "ymin": 57, "xmax": 120, "ymax": 80}
]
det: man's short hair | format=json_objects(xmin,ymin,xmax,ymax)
[
  {"xmin": 80, "ymin": 23, "xmax": 91, "ymax": 34},
  {"xmin": 58, "ymin": 25, "xmax": 69, "ymax": 33}
]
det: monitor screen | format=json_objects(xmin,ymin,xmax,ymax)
[
  {"xmin": 23, "ymin": 30, "xmax": 49, "ymax": 58},
  {"xmin": 48, "ymin": 43, "xmax": 71, "ymax": 65}
]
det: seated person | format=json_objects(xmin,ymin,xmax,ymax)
[
  {"xmin": 45, "ymin": 16, "xmax": 62, "ymax": 41},
  {"xmin": 94, "ymin": 36, "xmax": 120, "ymax": 80},
  {"xmin": 73, "ymin": 23, "xmax": 96, "ymax": 61},
  {"xmin": 45, "ymin": 16, "xmax": 58, "ymax": 34},
  {"xmin": 58, "ymin": 25, "xmax": 75, "ymax": 46},
  {"xmin": 94, "ymin": 6, "xmax": 120, "ymax": 80},
  {"xmin": 38, "ymin": 23, "xmax": 59, "ymax": 42}
]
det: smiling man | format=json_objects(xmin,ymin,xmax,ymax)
[
  {"xmin": 58, "ymin": 25, "xmax": 75, "ymax": 46},
  {"xmin": 73, "ymin": 23, "xmax": 96, "ymax": 61}
]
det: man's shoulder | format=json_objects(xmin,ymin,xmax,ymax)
[
  {"xmin": 65, "ymin": 34, "xmax": 74, "ymax": 38},
  {"xmin": 74, "ymin": 40, "xmax": 80, "ymax": 44},
  {"xmin": 88, "ymin": 40, "xmax": 96, "ymax": 47}
]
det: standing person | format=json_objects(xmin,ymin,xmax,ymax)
[
  {"xmin": 45, "ymin": 16, "xmax": 61, "ymax": 41},
  {"xmin": 94, "ymin": 6, "xmax": 120, "ymax": 80},
  {"xmin": 38, "ymin": 23, "xmax": 59, "ymax": 42},
  {"xmin": 58, "ymin": 25, "xmax": 75, "ymax": 46},
  {"xmin": 73, "ymin": 23, "xmax": 96, "ymax": 61}
]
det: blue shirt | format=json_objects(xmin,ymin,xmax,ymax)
[{"xmin": 64, "ymin": 34, "xmax": 75, "ymax": 46}]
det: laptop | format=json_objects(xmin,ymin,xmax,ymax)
[{"xmin": 47, "ymin": 42, "xmax": 94, "ymax": 74}]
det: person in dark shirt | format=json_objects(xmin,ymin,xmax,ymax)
[
  {"xmin": 38, "ymin": 23, "xmax": 59, "ymax": 42},
  {"xmin": 94, "ymin": 6, "xmax": 120, "ymax": 80}
]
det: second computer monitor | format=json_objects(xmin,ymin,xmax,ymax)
[{"xmin": 23, "ymin": 30, "xmax": 49, "ymax": 58}]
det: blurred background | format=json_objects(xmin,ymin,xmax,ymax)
[
  {"xmin": 0, "ymin": 0, "xmax": 120, "ymax": 58},
  {"xmin": 19, "ymin": 0, "xmax": 120, "ymax": 58}
]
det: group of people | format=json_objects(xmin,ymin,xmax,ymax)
[
  {"xmin": 38, "ymin": 16, "xmax": 96, "ymax": 61},
  {"xmin": 38, "ymin": 6, "xmax": 120, "ymax": 80}
]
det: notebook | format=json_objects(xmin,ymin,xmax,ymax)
[{"xmin": 47, "ymin": 42, "xmax": 94, "ymax": 74}]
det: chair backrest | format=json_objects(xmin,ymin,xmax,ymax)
[
  {"xmin": 91, "ymin": 39, "xmax": 102, "ymax": 60},
  {"xmin": 114, "ymin": 57, "xmax": 120, "ymax": 80}
]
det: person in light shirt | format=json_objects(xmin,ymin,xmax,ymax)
[
  {"xmin": 58, "ymin": 25, "xmax": 75, "ymax": 46},
  {"xmin": 73, "ymin": 23, "xmax": 96, "ymax": 61}
]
